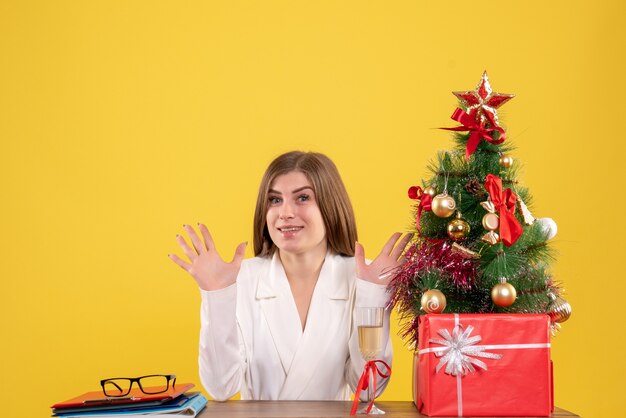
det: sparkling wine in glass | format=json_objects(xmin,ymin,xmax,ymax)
[
  {"xmin": 356, "ymin": 307, "xmax": 385, "ymax": 415},
  {"xmin": 358, "ymin": 325, "xmax": 383, "ymax": 360}
]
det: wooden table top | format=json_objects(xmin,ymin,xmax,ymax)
[{"xmin": 196, "ymin": 400, "xmax": 579, "ymax": 418}]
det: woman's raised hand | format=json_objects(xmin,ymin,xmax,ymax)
[
  {"xmin": 355, "ymin": 232, "xmax": 414, "ymax": 286},
  {"xmin": 169, "ymin": 223, "xmax": 247, "ymax": 291}
]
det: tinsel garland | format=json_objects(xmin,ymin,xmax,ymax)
[{"xmin": 388, "ymin": 239, "xmax": 479, "ymax": 347}]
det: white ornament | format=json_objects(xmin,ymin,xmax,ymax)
[{"xmin": 536, "ymin": 217, "xmax": 557, "ymax": 240}]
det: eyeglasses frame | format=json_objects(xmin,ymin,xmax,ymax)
[{"xmin": 100, "ymin": 374, "xmax": 177, "ymax": 397}]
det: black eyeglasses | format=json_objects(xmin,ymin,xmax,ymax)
[{"xmin": 100, "ymin": 374, "xmax": 176, "ymax": 397}]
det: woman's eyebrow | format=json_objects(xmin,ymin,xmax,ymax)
[
  {"xmin": 268, "ymin": 186, "xmax": 313, "ymax": 195},
  {"xmin": 290, "ymin": 186, "xmax": 313, "ymax": 194}
]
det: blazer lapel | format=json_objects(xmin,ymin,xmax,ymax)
[
  {"xmin": 279, "ymin": 253, "xmax": 351, "ymax": 399},
  {"xmin": 257, "ymin": 253, "xmax": 303, "ymax": 376}
]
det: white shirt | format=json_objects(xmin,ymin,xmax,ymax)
[{"xmin": 198, "ymin": 252, "xmax": 393, "ymax": 401}]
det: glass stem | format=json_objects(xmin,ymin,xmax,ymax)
[{"xmin": 368, "ymin": 368, "xmax": 375, "ymax": 403}]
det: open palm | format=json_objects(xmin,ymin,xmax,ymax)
[
  {"xmin": 169, "ymin": 223, "xmax": 247, "ymax": 291},
  {"xmin": 355, "ymin": 232, "xmax": 413, "ymax": 286}
]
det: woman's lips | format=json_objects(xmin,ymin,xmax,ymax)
[
  {"xmin": 278, "ymin": 226, "xmax": 303, "ymax": 232},
  {"xmin": 277, "ymin": 226, "xmax": 303, "ymax": 237}
]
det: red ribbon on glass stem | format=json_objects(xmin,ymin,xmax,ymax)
[
  {"xmin": 485, "ymin": 174, "xmax": 523, "ymax": 246},
  {"xmin": 441, "ymin": 108, "xmax": 506, "ymax": 160},
  {"xmin": 408, "ymin": 186, "xmax": 432, "ymax": 234},
  {"xmin": 350, "ymin": 360, "xmax": 391, "ymax": 416}
]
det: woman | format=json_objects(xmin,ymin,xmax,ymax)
[{"xmin": 169, "ymin": 151, "xmax": 411, "ymax": 401}]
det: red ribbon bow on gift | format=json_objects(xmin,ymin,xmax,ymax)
[
  {"xmin": 350, "ymin": 360, "xmax": 391, "ymax": 416},
  {"xmin": 485, "ymin": 174, "xmax": 523, "ymax": 246},
  {"xmin": 408, "ymin": 186, "xmax": 432, "ymax": 234},
  {"xmin": 441, "ymin": 108, "xmax": 506, "ymax": 160}
]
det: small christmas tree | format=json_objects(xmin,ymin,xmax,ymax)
[{"xmin": 391, "ymin": 72, "xmax": 572, "ymax": 348}]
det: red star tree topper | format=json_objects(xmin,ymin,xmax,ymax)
[{"xmin": 453, "ymin": 71, "xmax": 515, "ymax": 126}]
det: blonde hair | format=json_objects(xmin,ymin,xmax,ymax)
[{"xmin": 253, "ymin": 151, "xmax": 357, "ymax": 257}]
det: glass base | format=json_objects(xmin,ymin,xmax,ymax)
[{"xmin": 357, "ymin": 402, "xmax": 385, "ymax": 415}]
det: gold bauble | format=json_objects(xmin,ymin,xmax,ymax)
[
  {"xmin": 548, "ymin": 294, "xmax": 572, "ymax": 323},
  {"xmin": 424, "ymin": 186, "xmax": 437, "ymax": 197},
  {"xmin": 447, "ymin": 213, "xmax": 470, "ymax": 241},
  {"xmin": 499, "ymin": 154, "xmax": 514, "ymax": 168},
  {"xmin": 431, "ymin": 193, "xmax": 456, "ymax": 218},
  {"xmin": 421, "ymin": 289, "xmax": 447, "ymax": 314},
  {"xmin": 491, "ymin": 280, "xmax": 517, "ymax": 307}
]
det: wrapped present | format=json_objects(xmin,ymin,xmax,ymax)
[{"xmin": 413, "ymin": 314, "xmax": 553, "ymax": 417}]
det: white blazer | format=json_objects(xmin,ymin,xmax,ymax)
[{"xmin": 198, "ymin": 251, "xmax": 393, "ymax": 401}]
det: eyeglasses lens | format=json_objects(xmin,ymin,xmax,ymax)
[
  {"xmin": 103, "ymin": 379, "xmax": 132, "ymax": 397},
  {"xmin": 138, "ymin": 375, "xmax": 171, "ymax": 393}
]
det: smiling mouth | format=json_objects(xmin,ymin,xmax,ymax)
[{"xmin": 277, "ymin": 226, "xmax": 303, "ymax": 232}]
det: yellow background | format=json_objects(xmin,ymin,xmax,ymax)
[{"xmin": 1, "ymin": 1, "xmax": 624, "ymax": 417}]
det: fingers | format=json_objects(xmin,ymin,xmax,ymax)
[
  {"xmin": 391, "ymin": 232, "xmax": 414, "ymax": 261},
  {"xmin": 176, "ymin": 233, "xmax": 197, "ymax": 261},
  {"xmin": 231, "ymin": 241, "xmax": 248, "ymax": 266},
  {"xmin": 198, "ymin": 223, "xmax": 215, "ymax": 251},
  {"xmin": 183, "ymin": 224, "xmax": 206, "ymax": 254},
  {"xmin": 378, "ymin": 232, "xmax": 402, "ymax": 258},
  {"xmin": 168, "ymin": 253, "xmax": 191, "ymax": 271}
]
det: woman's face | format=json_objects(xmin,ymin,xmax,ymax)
[{"xmin": 266, "ymin": 171, "xmax": 327, "ymax": 257}]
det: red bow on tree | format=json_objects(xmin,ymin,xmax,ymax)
[
  {"xmin": 441, "ymin": 108, "xmax": 506, "ymax": 160},
  {"xmin": 485, "ymin": 174, "xmax": 523, "ymax": 246},
  {"xmin": 350, "ymin": 360, "xmax": 391, "ymax": 416},
  {"xmin": 408, "ymin": 186, "xmax": 432, "ymax": 234}
]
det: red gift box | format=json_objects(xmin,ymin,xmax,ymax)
[{"xmin": 413, "ymin": 314, "xmax": 553, "ymax": 417}]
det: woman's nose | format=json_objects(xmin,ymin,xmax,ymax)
[{"xmin": 278, "ymin": 201, "xmax": 295, "ymax": 219}]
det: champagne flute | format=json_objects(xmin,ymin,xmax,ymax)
[{"xmin": 356, "ymin": 307, "xmax": 385, "ymax": 415}]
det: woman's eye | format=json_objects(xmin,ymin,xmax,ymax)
[
  {"xmin": 297, "ymin": 194, "xmax": 310, "ymax": 202},
  {"xmin": 269, "ymin": 196, "xmax": 281, "ymax": 205}
]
